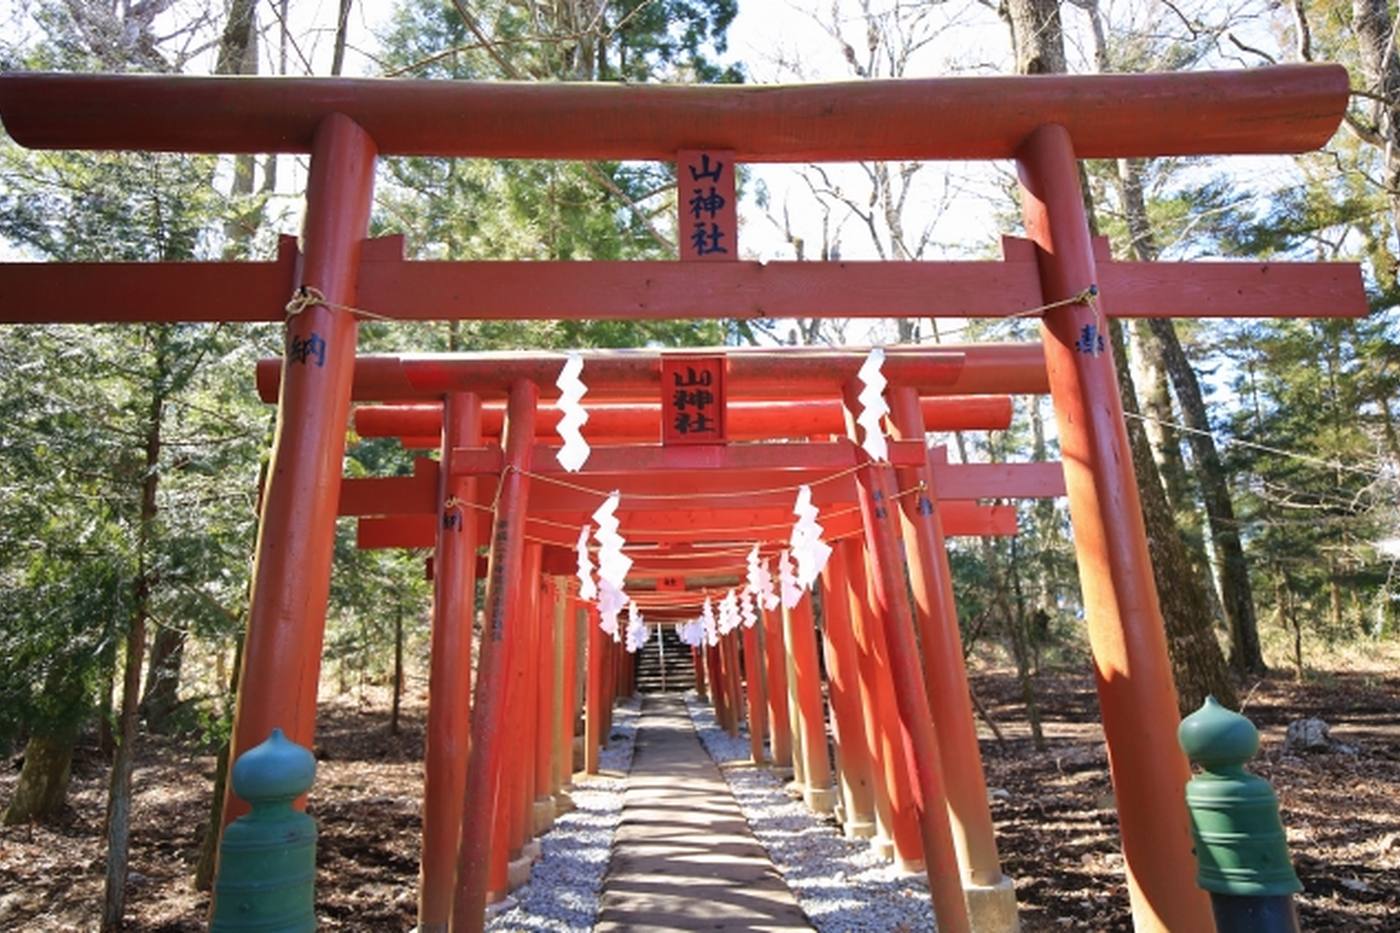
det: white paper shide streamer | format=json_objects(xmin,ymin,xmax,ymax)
[
  {"xmin": 778, "ymin": 548, "xmax": 803, "ymax": 609},
  {"xmin": 746, "ymin": 545, "xmax": 779, "ymax": 611},
  {"xmin": 701, "ymin": 597, "xmax": 719, "ymax": 647},
  {"xmin": 790, "ymin": 484, "xmax": 833, "ymax": 590},
  {"xmin": 740, "ymin": 589, "xmax": 758, "ymax": 629},
  {"xmin": 575, "ymin": 524, "xmax": 596, "ymax": 601},
  {"xmin": 593, "ymin": 491, "xmax": 631, "ymax": 640},
  {"xmin": 718, "ymin": 588, "xmax": 740, "ymax": 635},
  {"xmin": 555, "ymin": 352, "xmax": 590, "ymax": 472},
  {"xmin": 856, "ymin": 346, "xmax": 890, "ymax": 462},
  {"xmin": 625, "ymin": 600, "xmax": 649, "ymax": 654}
]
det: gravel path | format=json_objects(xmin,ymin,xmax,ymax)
[
  {"xmin": 684, "ymin": 691, "xmax": 938, "ymax": 933},
  {"xmin": 595, "ymin": 694, "xmax": 812, "ymax": 931},
  {"xmin": 486, "ymin": 696, "xmax": 641, "ymax": 932}
]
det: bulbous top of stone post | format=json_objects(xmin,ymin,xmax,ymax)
[
  {"xmin": 1178, "ymin": 695, "xmax": 1259, "ymax": 772},
  {"xmin": 231, "ymin": 728, "xmax": 316, "ymax": 806}
]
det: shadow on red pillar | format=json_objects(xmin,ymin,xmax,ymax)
[{"xmin": 1017, "ymin": 122, "xmax": 1213, "ymax": 933}]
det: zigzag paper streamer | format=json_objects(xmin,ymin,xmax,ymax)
[
  {"xmin": 740, "ymin": 589, "xmax": 758, "ymax": 629},
  {"xmin": 625, "ymin": 600, "xmax": 647, "ymax": 653},
  {"xmin": 746, "ymin": 545, "xmax": 779, "ymax": 611},
  {"xmin": 592, "ymin": 491, "xmax": 632, "ymax": 590},
  {"xmin": 778, "ymin": 548, "xmax": 803, "ymax": 609},
  {"xmin": 575, "ymin": 524, "xmax": 597, "ymax": 601},
  {"xmin": 856, "ymin": 346, "xmax": 890, "ymax": 462},
  {"xmin": 718, "ymin": 588, "xmax": 740, "ymax": 635},
  {"xmin": 555, "ymin": 353, "xmax": 590, "ymax": 472},
  {"xmin": 701, "ymin": 597, "xmax": 719, "ymax": 647},
  {"xmin": 597, "ymin": 579, "xmax": 626, "ymax": 642},
  {"xmin": 789, "ymin": 485, "xmax": 833, "ymax": 589}
]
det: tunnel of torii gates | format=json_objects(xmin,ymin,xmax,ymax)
[{"xmin": 0, "ymin": 63, "xmax": 1369, "ymax": 932}]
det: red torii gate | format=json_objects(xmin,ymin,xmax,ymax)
[
  {"xmin": 328, "ymin": 355, "xmax": 1067, "ymax": 929},
  {"xmin": 0, "ymin": 64, "xmax": 1368, "ymax": 933}
]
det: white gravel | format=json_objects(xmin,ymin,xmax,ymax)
[
  {"xmin": 486, "ymin": 696, "xmax": 641, "ymax": 932},
  {"xmin": 684, "ymin": 691, "xmax": 937, "ymax": 933}
]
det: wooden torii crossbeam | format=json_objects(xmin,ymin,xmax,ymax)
[{"xmin": 0, "ymin": 65, "xmax": 1368, "ymax": 933}]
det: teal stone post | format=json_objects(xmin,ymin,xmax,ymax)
[
  {"xmin": 1179, "ymin": 697, "xmax": 1302, "ymax": 933},
  {"xmin": 211, "ymin": 728, "xmax": 318, "ymax": 931}
]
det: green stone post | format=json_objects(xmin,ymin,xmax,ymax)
[
  {"xmin": 211, "ymin": 728, "xmax": 318, "ymax": 931},
  {"xmin": 1179, "ymin": 697, "xmax": 1301, "ymax": 933}
]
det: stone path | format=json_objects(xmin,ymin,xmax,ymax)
[{"xmin": 595, "ymin": 694, "xmax": 813, "ymax": 932}]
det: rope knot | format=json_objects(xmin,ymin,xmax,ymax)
[{"xmin": 285, "ymin": 285, "xmax": 327, "ymax": 319}]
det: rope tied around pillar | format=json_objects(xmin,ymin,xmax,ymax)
[{"xmin": 284, "ymin": 284, "xmax": 394, "ymax": 323}]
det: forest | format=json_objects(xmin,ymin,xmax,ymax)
[{"xmin": 0, "ymin": 0, "xmax": 1397, "ymax": 930}]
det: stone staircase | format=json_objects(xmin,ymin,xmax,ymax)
[{"xmin": 634, "ymin": 624, "xmax": 694, "ymax": 694}]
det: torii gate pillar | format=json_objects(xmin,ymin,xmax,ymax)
[
  {"xmin": 1018, "ymin": 123, "xmax": 1214, "ymax": 931},
  {"xmin": 222, "ymin": 113, "xmax": 376, "ymax": 822}
]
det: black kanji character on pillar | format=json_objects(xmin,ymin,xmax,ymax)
[
  {"xmin": 689, "ymin": 186, "xmax": 726, "ymax": 220},
  {"xmin": 673, "ymin": 366, "xmax": 714, "ymax": 387},
  {"xmin": 1074, "ymin": 324, "xmax": 1105, "ymax": 355},
  {"xmin": 674, "ymin": 388, "xmax": 715, "ymax": 409},
  {"xmin": 690, "ymin": 223, "xmax": 728, "ymax": 256},
  {"xmin": 290, "ymin": 331, "xmax": 327, "ymax": 367},
  {"xmin": 688, "ymin": 153, "xmax": 724, "ymax": 182}
]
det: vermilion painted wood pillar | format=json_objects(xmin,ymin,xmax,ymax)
[
  {"xmin": 693, "ymin": 646, "xmax": 707, "ymax": 698},
  {"xmin": 844, "ymin": 542, "xmax": 921, "ymax": 866},
  {"xmin": 419, "ymin": 392, "xmax": 482, "ymax": 933},
  {"xmin": 223, "ymin": 113, "xmax": 376, "ymax": 826},
  {"xmin": 760, "ymin": 606, "xmax": 793, "ymax": 769},
  {"xmin": 450, "ymin": 379, "xmax": 537, "ymax": 933},
  {"xmin": 585, "ymin": 606, "xmax": 604, "ymax": 775},
  {"xmin": 783, "ymin": 620, "xmax": 808, "ymax": 790},
  {"xmin": 784, "ymin": 596, "xmax": 835, "ymax": 812},
  {"xmin": 819, "ymin": 554, "xmax": 877, "ymax": 839},
  {"xmin": 1017, "ymin": 123, "xmax": 1212, "ymax": 933},
  {"xmin": 534, "ymin": 567, "xmax": 556, "ymax": 833},
  {"xmin": 554, "ymin": 582, "xmax": 576, "ymax": 795},
  {"xmin": 888, "ymin": 386, "xmax": 1008, "ymax": 894},
  {"xmin": 510, "ymin": 544, "xmax": 543, "ymax": 856},
  {"xmin": 706, "ymin": 641, "xmax": 730, "ymax": 732},
  {"xmin": 722, "ymin": 631, "xmax": 746, "ymax": 732},
  {"xmin": 602, "ymin": 637, "xmax": 617, "ymax": 736},
  {"xmin": 742, "ymin": 621, "xmax": 768, "ymax": 763}
]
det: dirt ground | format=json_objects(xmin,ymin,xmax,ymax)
[
  {"xmin": 1, "ymin": 668, "xmax": 1396, "ymax": 931},
  {"xmin": 972, "ymin": 667, "xmax": 1400, "ymax": 931}
]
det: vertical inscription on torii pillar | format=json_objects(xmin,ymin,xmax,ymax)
[{"xmin": 677, "ymin": 149, "xmax": 737, "ymax": 261}]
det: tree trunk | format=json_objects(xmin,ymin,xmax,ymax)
[
  {"xmin": 139, "ymin": 625, "xmax": 186, "ymax": 733},
  {"xmin": 2, "ymin": 732, "xmax": 76, "ymax": 825},
  {"xmin": 1353, "ymin": 0, "xmax": 1400, "ymax": 239},
  {"xmin": 101, "ymin": 348, "xmax": 165, "ymax": 932},
  {"xmin": 1003, "ymin": 537, "xmax": 1046, "ymax": 750},
  {"xmin": 192, "ymin": 635, "xmax": 242, "ymax": 892},
  {"xmin": 217, "ymin": 0, "xmax": 260, "ymax": 257},
  {"xmin": 391, "ymin": 599, "xmax": 404, "ymax": 736},
  {"xmin": 1112, "ymin": 155, "xmax": 1266, "ymax": 675},
  {"xmin": 1147, "ymin": 317, "xmax": 1266, "ymax": 673},
  {"xmin": 1110, "ymin": 321, "xmax": 1238, "ymax": 713},
  {"xmin": 1000, "ymin": 0, "xmax": 1066, "ymax": 74}
]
